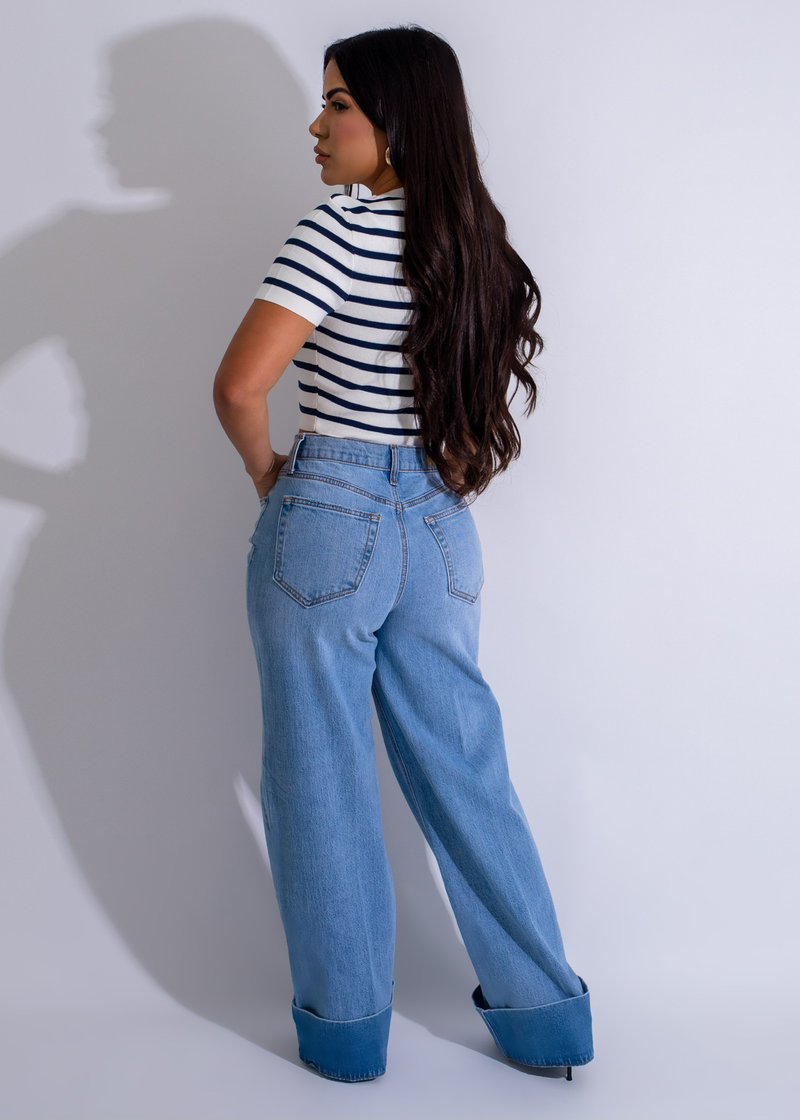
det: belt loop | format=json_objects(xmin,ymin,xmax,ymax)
[
  {"xmin": 389, "ymin": 444, "xmax": 399, "ymax": 486},
  {"xmin": 288, "ymin": 432, "xmax": 306, "ymax": 475}
]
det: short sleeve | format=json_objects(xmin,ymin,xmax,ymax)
[{"xmin": 254, "ymin": 197, "xmax": 354, "ymax": 327}]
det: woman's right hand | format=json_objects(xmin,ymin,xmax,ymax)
[{"xmin": 254, "ymin": 452, "xmax": 289, "ymax": 500}]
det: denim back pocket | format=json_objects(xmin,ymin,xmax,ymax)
[
  {"xmin": 273, "ymin": 496, "xmax": 381, "ymax": 607},
  {"xmin": 424, "ymin": 501, "xmax": 484, "ymax": 603}
]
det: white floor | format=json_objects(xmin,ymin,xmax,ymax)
[
  {"xmin": 1, "ymin": 688, "xmax": 797, "ymax": 1120},
  {"xmin": 3, "ymin": 983, "xmax": 798, "ymax": 1119}
]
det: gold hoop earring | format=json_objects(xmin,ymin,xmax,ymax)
[{"xmin": 385, "ymin": 146, "xmax": 392, "ymax": 166}]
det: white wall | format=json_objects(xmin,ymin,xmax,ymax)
[{"xmin": 1, "ymin": 2, "xmax": 798, "ymax": 1117}]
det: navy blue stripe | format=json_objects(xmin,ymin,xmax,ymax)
[
  {"xmin": 299, "ymin": 406, "xmax": 420, "ymax": 437},
  {"xmin": 283, "ymin": 236, "xmax": 353, "ymax": 277},
  {"xmin": 316, "ymin": 324, "xmax": 404, "ymax": 353},
  {"xmin": 299, "ymin": 382, "xmax": 416, "ymax": 415},
  {"xmin": 268, "ymin": 256, "xmax": 350, "ymax": 300},
  {"xmin": 347, "ymin": 293, "xmax": 415, "ymax": 311},
  {"xmin": 330, "ymin": 311, "xmax": 410, "ymax": 331},
  {"xmin": 313, "ymin": 200, "xmax": 405, "ymax": 238},
  {"xmin": 316, "ymin": 387, "xmax": 416, "ymax": 416},
  {"xmin": 293, "ymin": 355, "xmax": 414, "ymax": 395},
  {"xmin": 350, "ymin": 269, "xmax": 409, "ymax": 287},
  {"xmin": 260, "ymin": 278, "xmax": 335, "ymax": 317},
  {"xmin": 347, "ymin": 223, "xmax": 405, "ymax": 241},
  {"xmin": 352, "ymin": 244, "xmax": 403, "ymax": 262},
  {"xmin": 306, "ymin": 204, "xmax": 353, "ymax": 236},
  {"xmin": 311, "ymin": 363, "xmax": 415, "ymax": 398},
  {"xmin": 316, "ymin": 343, "xmax": 409, "ymax": 376},
  {"xmin": 269, "ymin": 255, "xmax": 404, "ymax": 291},
  {"xmin": 337, "ymin": 195, "xmax": 403, "ymax": 208},
  {"xmin": 344, "ymin": 208, "xmax": 406, "ymax": 219},
  {"xmin": 298, "ymin": 334, "xmax": 409, "ymax": 357}
]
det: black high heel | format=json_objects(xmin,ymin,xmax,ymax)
[
  {"xmin": 530, "ymin": 1064, "xmax": 572, "ymax": 1080},
  {"xmin": 507, "ymin": 1059, "xmax": 573, "ymax": 1079},
  {"xmin": 471, "ymin": 987, "xmax": 576, "ymax": 1081}
]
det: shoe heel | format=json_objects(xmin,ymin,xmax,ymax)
[{"xmin": 515, "ymin": 1061, "xmax": 574, "ymax": 1079}]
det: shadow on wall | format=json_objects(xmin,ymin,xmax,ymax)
[{"xmin": 0, "ymin": 18, "xmax": 483, "ymax": 1062}]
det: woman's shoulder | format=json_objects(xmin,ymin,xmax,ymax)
[
  {"xmin": 299, "ymin": 191, "xmax": 355, "ymax": 236},
  {"xmin": 313, "ymin": 191, "xmax": 353, "ymax": 217},
  {"xmin": 293, "ymin": 191, "xmax": 404, "ymax": 248},
  {"xmin": 324, "ymin": 191, "xmax": 405, "ymax": 233}
]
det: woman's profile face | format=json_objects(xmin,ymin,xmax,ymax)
[{"xmin": 308, "ymin": 58, "xmax": 400, "ymax": 194}]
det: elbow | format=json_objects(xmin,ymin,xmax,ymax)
[
  {"xmin": 213, "ymin": 378, "xmax": 240, "ymax": 410},
  {"xmin": 213, "ymin": 368, "xmax": 260, "ymax": 410}
]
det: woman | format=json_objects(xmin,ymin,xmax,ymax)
[{"xmin": 213, "ymin": 25, "xmax": 593, "ymax": 1084}]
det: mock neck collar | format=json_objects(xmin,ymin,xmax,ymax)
[{"xmin": 365, "ymin": 185, "xmax": 404, "ymax": 199}]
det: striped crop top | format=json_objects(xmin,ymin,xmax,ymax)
[{"xmin": 254, "ymin": 186, "xmax": 421, "ymax": 446}]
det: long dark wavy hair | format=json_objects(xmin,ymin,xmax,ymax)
[{"xmin": 324, "ymin": 25, "xmax": 544, "ymax": 498}]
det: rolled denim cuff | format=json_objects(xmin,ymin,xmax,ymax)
[
  {"xmin": 292, "ymin": 981, "xmax": 394, "ymax": 1082},
  {"xmin": 472, "ymin": 975, "xmax": 593, "ymax": 1067}
]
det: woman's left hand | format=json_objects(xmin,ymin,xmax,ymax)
[{"xmin": 254, "ymin": 453, "xmax": 289, "ymax": 500}]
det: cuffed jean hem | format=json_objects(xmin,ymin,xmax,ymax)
[
  {"xmin": 292, "ymin": 981, "xmax": 394, "ymax": 1082},
  {"xmin": 471, "ymin": 976, "xmax": 594, "ymax": 1067}
]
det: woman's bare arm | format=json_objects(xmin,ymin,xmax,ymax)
[{"xmin": 213, "ymin": 300, "xmax": 315, "ymax": 497}]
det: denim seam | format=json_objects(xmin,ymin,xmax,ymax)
[
  {"xmin": 424, "ymin": 519, "xmax": 483, "ymax": 603},
  {"xmin": 399, "ymin": 483, "xmax": 455, "ymax": 510},
  {"xmin": 388, "ymin": 506, "xmax": 409, "ymax": 611},
  {"xmin": 301, "ymin": 1059, "xmax": 385, "ymax": 1081},
  {"xmin": 423, "ymin": 499, "xmax": 470, "ymax": 521},
  {"xmin": 293, "ymin": 991, "xmax": 394, "ymax": 1024},
  {"xmin": 282, "ymin": 454, "xmax": 438, "ymax": 474},
  {"xmin": 479, "ymin": 985, "xmax": 590, "ymax": 1014},
  {"xmin": 426, "ymin": 520, "xmax": 455, "ymax": 594},
  {"xmin": 506, "ymin": 1051, "xmax": 594, "ymax": 1067},
  {"xmin": 278, "ymin": 471, "xmax": 397, "ymax": 507},
  {"xmin": 278, "ymin": 469, "xmax": 452, "ymax": 509},
  {"xmin": 288, "ymin": 431, "xmax": 423, "ymax": 452},
  {"xmin": 246, "ymin": 621, "xmax": 270, "ymax": 833},
  {"xmin": 279, "ymin": 495, "xmax": 383, "ymax": 521},
  {"xmin": 372, "ymin": 684, "xmax": 441, "ymax": 860}
]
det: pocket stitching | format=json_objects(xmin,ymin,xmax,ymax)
[
  {"xmin": 273, "ymin": 496, "xmax": 381, "ymax": 607},
  {"xmin": 424, "ymin": 504, "xmax": 483, "ymax": 603},
  {"xmin": 423, "ymin": 498, "xmax": 469, "ymax": 525}
]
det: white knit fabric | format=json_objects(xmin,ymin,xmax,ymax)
[{"xmin": 255, "ymin": 187, "xmax": 421, "ymax": 446}]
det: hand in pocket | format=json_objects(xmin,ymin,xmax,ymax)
[{"xmin": 254, "ymin": 453, "xmax": 289, "ymax": 500}]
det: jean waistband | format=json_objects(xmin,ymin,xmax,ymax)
[{"xmin": 286, "ymin": 432, "xmax": 433, "ymax": 473}]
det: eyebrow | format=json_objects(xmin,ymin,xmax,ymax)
[{"xmin": 323, "ymin": 86, "xmax": 350, "ymax": 99}]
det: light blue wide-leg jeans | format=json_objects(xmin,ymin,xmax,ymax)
[{"xmin": 245, "ymin": 432, "xmax": 593, "ymax": 1081}]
